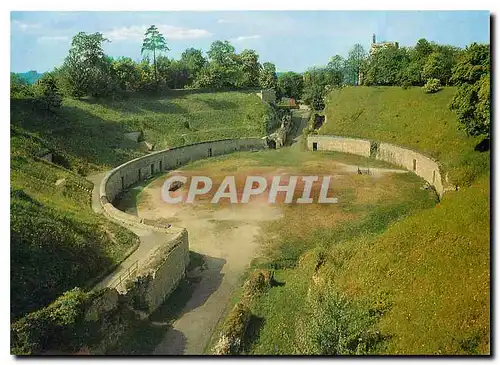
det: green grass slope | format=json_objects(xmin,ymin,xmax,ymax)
[
  {"xmin": 315, "ymin": 86, "xmax": 491, "ymax": 354},
  {"xmin": 11, "ymin": 90, "xmax": 269, "ymax": 175},
  {"xmin": 321, "ymin": 86, "xmax": 485, "ymax": 169},
  {"xmin": 10, "ymin": 125, "xmax": 138, "ymax": 320},
  {"xmin": 226, "ymin": 86, "xmax": 490, "ymax": 354},
  {"xmin": 10, "ymin": 90, "xmax": 269, "ymax": 320}
]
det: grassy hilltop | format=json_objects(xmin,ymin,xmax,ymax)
[
  {"xmin": 11, "ymin": 90, "xmax": 269, "ymax": 175},
  {"xmin": 215, "ymin": 86, "xmax": 490, "ymax": 355},
  {"xmin": 10, "ymin": 90, "xmax": 269, "ymax": 319}
]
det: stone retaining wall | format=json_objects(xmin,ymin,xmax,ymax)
[
  {"xmin": 99, "ymin": 138, "xmax": 267, "ymax": 310},
  {"xmin": 307, "ymin": 135, "xmax": 445, "ymax": 197}
]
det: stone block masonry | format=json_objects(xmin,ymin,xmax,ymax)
[
  {"xmin": 307, "ymin": 135, "xmax": 446, "ymax": 197},
  {"xmin": 307, "ymin": 135, "xmax": 371, "ymax": 157},
  {"xmin": 98, "ymin": 138, "xmax": 267, "ymax": 312}
]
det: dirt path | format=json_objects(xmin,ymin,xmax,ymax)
[
  {"xmin": 88, "ymin": 109, "xmax": 411, "ymax": 354},
  {"xmin": 147, "ymin": 110, "xmax": 311, "ymax": 354},
  {"xmin": 136, "ymin": 196, "xmax": 282, "ymax": 354}
]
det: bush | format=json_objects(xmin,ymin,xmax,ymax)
[
  {"xmin": 297, "ymin": 287, "xmax": 383, "ymax": 355},
  {"xmin": 32, "ymin": 73, "xmax": 62, "ymax": 111},
  {"xmin": 212, "ymin": 303, "xmax": 252, "ymax": 355},
  {"xmin": 422, "ymin": 78, "xmax": 442, "ymax": 94},
  {"xmin": 242, "ymin": 269, "xmax": 274, "ymax": 299},
  {"xmin": 11, "ymin": 288, "xmax": 91, "ymax": 355},
  {"xmin": 401, "ymin": 80, "xmax": 412, "ymax": 89}
]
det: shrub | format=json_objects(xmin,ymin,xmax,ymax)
[
  {"xmin": 422, "ymin": 78, "xmax": 442, "ymax": 94},
  {"xmin": 11, "ymin": 288, "xmax": 91, "ymax": 355},
  {"xmin": 212, "ymin": 303, "xmax": 252, "ymax": 355},
  {"xmin": 401, "ymin": 80, "xmax": 412, "ymax": 89},
  {"xmin": 32, "ymin": 72, "xmax": 63, "ymax": 112},
  {"xmin": 297, "ymin": 287, "xmax": 383, "ymax": 355},
  {"xmin": 242, "ymin": 269, "xmax": 274, "ymax": 299}
]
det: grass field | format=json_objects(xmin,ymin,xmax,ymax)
[
  {"xmin": 11, "ymin": 90, "xmax": 269, "ymax": 175},
  {"xmin": 211, "ymin": 86, "xmax": 490, "ymax": 355}
]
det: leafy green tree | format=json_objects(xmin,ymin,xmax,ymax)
[
  {"xmin": 111, "ymin": 57, "xmax": 141, "ymax": 91},
  {"xmin": 194, "ymin": 62, "xmax": 230, "ymax": 89},
  {"xmin": 141, "ymin": 25, "xmax": 170, "ymax": 87},
  {"xmin": 60, "ymin": 32, "xmax": 113, "ymax": 97},
  {"xmin": 363, "ymin": 45, "xmax": 410, "ymax": 86},
  {"xmin": 450, "ymin": 43, "xmax": 490, "ymax": 137},
  {"xmin": 277, "ymin": 72, "xmax": 304, "ymax": 100},
  {"xmin": 166, "ymin": 60, "xmax": 191, "ymax": 89},
  {"xmin": 238, "ymin": 49, "xmax": 261, "ymax": 87},
  {"xmin": 414, "ymin": 38, "xmax": 434, "ymax": 62},
  {"xmin": 155, "ymin": 55, "xmax": 171, "ymax": 88},
  {"xmin": 10, "ymin": 73, "xmax": 32, "ymax": 98},
  {"xmin": 345, "ymin": 44, "xmax": 367, "ymax": 85},
  {"xmin": 421, "ymin": 46, "xmax": 459, "ymax": 85},
  {"xmin": 302, "ymin": 67, "xmax": 333, "ymax": 109},
  {"xmin": 326, "ymin": 55, "xmax": 345, "ymax": 87},
  {"xmin": 180, "ymin": 48, "xmax": 206, "ymax": 85},
  {"xmin": 450, "ymin": 43, "xmax": 490, "ymax": 85},
  {"xmin": 207, "ymin": 40, "xmax": 236, "ymax": 66},
  {"xmin": 259, "ymin": 62, "xmax": 278, "ymax": 89},
  {"xmin": 32, "ymin": 72, "xmax": 62, "ymax": 111},
  {"xmin": 136, "ymin": 59, "xmax": 156, "ymax": 91}
]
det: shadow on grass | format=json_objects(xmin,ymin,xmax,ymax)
[
  {"xmin": 11, "ymin": 99, "xmax": 142, "ymax": 169},
  {"xmin": 197, "ymin": 98, "xmax": 238, "ymax": 110},
  {"xmin": 106, "ymin": 320, "xmax": 180, "ymax": 355},
  {"xmin": 242, "ymin": 315, "xmax": 266, "ymax": 353},
  {"xmin": 77, "ymin": 94, "xmax": 189, "ymax": 115},
  {"xmin": 474, "ymin": 138, "xmax": 490, "ymax": 152}
]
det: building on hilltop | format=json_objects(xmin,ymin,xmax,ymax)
[{"xmin": 370, "ymin": 33, "xmax": 399, "ymax": 55}]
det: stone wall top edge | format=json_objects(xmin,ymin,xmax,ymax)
[
  {"xmin": 99, "ymin": 137, "xmax": 264, "ymax": 198},
  {"xmin": 310, "ymin": 134, "xmax": 442, "ymax": 167}
]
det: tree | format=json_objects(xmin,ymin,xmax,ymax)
[
  {"xmin": 166, "ymin": 60, "xmax": 191, "ymax": 89},
  {"xmin": 10, "ymin": 73, "xmax": 32, "ymax": 98},
  {"xmin": 180, "ymin": 48, "xmax": 207, "ymax": 80},
  {"xmin": 32, "ymin": 72, "xmax": 62, "ymax": 112},
  {"xmin": 450, "ymin": 43, "xmax": 490, "ymax": 138},
  {"xmin": 326, "ymin": 55, "xmax": 345, "ymax": 87},
  {"xmin": 414, "ymin": 38, "xmax": 434, "ymax": 62},
  {"xmin": 60, "ymin": 32, "xmax": 112, "ymax": 97},
  {"xmin": 421, "ymin": 45, "xmax": 459, "ymax": 85},
  {"xmin": 363, "ymin": 45, "xmax": 409, "ymax": 86},
  {"xmin": 141, "ymin": 25, "xmax": 170, "ymax": 87},
  {"xmin": 345, "ymin": 44, "xmax": 367, "ymax": 85},
  {"xmin": 207, "ymin": 40, "xmax": 236, "ymax": 66},
  {"xmin": 155, "ymin": 55, "xmax": 171, "ymax": 88},
  {"xmin": 450, "ymin": 43, "xmax": 490, "ymax": 85},
  {"xmin": 111, "ymin": 57, "xmax": 141, "ymax": 91},
  {"xmin": 277, "ymin": 72, "xmax": 303, "ymax": 99},
  {"xmin": 194, "ymin": 62, "xmax": 231, "ymax": 89},
  {"xmin": 259, "ymin": 62, "xmax": 277, "ymax": 90},
  {"xmin": 238, "ymin": 49, "xmax": 261, "ymax": 87},
  {"xmin": 302, "ymin": 67, "xmax": 332, "ymax": 109}
]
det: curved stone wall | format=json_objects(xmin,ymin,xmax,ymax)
[
  {"xmin": 98, "ymin": 138, "xmax": 267, "ymax": 310},
  {"xmin": 307, "ymin": 135, "xmax": 446, "ymax": 197}
]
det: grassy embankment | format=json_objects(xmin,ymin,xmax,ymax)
[
  {"xmin": 214, "ymin": 86, "xmax": 490, "ymax": 355},
  {"xmin": 10, "ymin": 90, "xmax": 269, "ymax": 320}
]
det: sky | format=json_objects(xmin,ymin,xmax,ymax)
[{"xmin": 10, "ymin": 11, "xmax": 490, "ymax": 73}]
